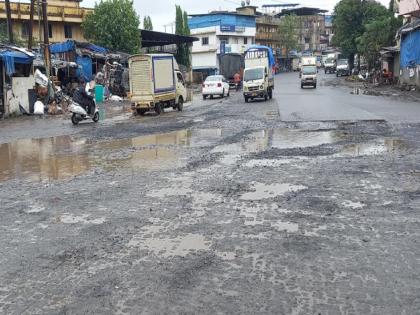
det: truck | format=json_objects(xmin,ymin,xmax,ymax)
[
  {"xmin": 220, "ymin": 53, "xmax": 243, "ymax": 88},
  {"xmin": 336, "ymin": 59, "xmax": 350, "ymax": 77},
  {"xmin": 242, "ymin": 45, "xmax": 275, "ymax": 103},
  {"xmin": 324, "ymin": 58, "xmax": 336, "ymax": 74},
  {"xmin": 128, "ymin": 54, "xmax": 186, "ymax": 116},
  {"xmin": 300, "ymin": 56, "xmax": 318, "ymax": 89}
]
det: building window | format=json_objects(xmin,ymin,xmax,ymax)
[
  {"xmin": 21, "ymin": 22, "xmax": 30, "ymax": 37},
  {"xmin": 202, "ymin": 37, "xmax": 209, "ymax": 45},
  {"xmin": 244, "ymin": 37, "xmax": 248, "ymax": 45},
  {"xmin": 219, "ymin": 36, "xmax": 229, "ymax": 45},
  {"xmin": 64, "ymin": 24, "xmax": 72, "ymax": 39},
  {"xmin": 48, "ymin": 23, "xmax": 53, "ymax": 38}
]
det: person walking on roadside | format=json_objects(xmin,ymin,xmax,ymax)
[{"xmin": 234, "ymin": 72, "xmax": 241, "ymax": 91}]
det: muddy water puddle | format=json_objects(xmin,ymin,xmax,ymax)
[{"xmin": 0, "ymin": 128, "xmax": 223, "ymax": 182}]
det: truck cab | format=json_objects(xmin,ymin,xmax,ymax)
[{"xmin": 243, "ymin": 66, "xmax": 271, "ymax": 102}]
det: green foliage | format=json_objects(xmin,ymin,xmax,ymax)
[
  {"xmin": 278, "ymin": 14, "xmax": 300, "ymax": 55},
  {"xmin": 174, "ymin": 5, "xmax": 190, "ymax": 67},
  {"xmin": 143, "ymin": 16, "xmax": 153, "ymax": 31},
  {"xmin": 82, "ymin": 0, "xmax": 140, "ymax": 54},
  {"xmin": 332, "ymin": 0, "xmax": 395, "ymax": 64}
]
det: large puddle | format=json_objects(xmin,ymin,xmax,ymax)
[
  {"xmin": 0, "ymin": 126, "xmax": 406, "ymax": 182},
  {"xmin": 0, "ymin": 129, "xmax": 222, "ymax": 182}
]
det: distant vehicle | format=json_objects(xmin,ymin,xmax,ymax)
[
  {"xmin": 292, "ymin": 58, "xmax": 300, "ymax": 71},
  {"xmin": 202, "ymin": 75, "xmax": 230, "ymax": 99},
  {"xmin": 299, "ymin": 56, "xmax": 317, "ymax": 78},
  {"xmin": 336, "ymin": 59, "xmax": 350, "ymax": 77},
  {"xmin": 301, "ymin": 65, "xmax": 318, "ymax": 89},
  {"xmin": 243, "ymin": 45, "xmax": 275, "ymax": 102},
  {"xmin": 128, "ymin": 54, "xmax": 186, "ymax": 116},
  {"xmin": 220, "ymin": 53, "xmax": 243, "ymax": 89},
  {"xmin": 324, "ymin": 58, "xmax": 336, "ymax": 74}
]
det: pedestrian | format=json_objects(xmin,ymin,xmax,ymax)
[{"xmin": 234, "ymin": 72, "xmax": 241, "ymax": 91}]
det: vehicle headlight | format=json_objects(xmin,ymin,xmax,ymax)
[
  {"xmin": 260, "ymin": 85, "xmax": 264, "ymax": 90},
  {"xmin": 243, "ymin": 87, "xmax": 248, "ymax": 92}
]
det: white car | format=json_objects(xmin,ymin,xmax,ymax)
[{"xmin": 202, "ymin": 75, "xmax": 230, "ymax": 99}]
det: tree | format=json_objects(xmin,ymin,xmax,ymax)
[
  {"xmin": 82, "ymin": 0, "xmax": 140, "ymax": 54},
  {"xmin": 332, "ymin": 0, "xmax": 389, "ymax": 66},
  {"xmin": 174, "ymin": 5, "xmax": 191, "ymax": 67},
  {"xmin": 143, "ymin": 16, "xmax": 153, "ymax": 31},
  {"xmin": 278, "ymin": 14, "xmax": 300, "ymax": 57},
  {"xmin": 356, "ymin": 17, "xmax": 393, "ymax": 69}
]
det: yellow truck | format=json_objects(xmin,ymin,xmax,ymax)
[{"xmin": 129, "ymin": 54, "xmax": 187, "ymax": 115}]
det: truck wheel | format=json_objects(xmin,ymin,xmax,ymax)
[
  {"xmin": 71, "ymin": 113, "xmax": 79, "ymax": 125},
  {"xmin": 177, "ymin": 97, "xmax": 184, "ymax": 112},
  {"xmin": 301, "ymin": 84, "xmax": 304, "ymax": 89},
  {"xmin": 155, "ymin": 103, "xmax": 162, "ymax": 115},
  {"xmin": 210, "ymin": 95, "xmax": 214, "ymax": 99},
  {"xmin": 264, "ymin": 93, "xmax": 268, "ymax": 101},
  {"xmin": 221, "ymin": 90, "xmax": 225, "ymax": 98},
  {"xmin": 245, "ymin": 96, "xmax": 249, "ymax": 103},
  {"xmin": 314, "ymin": 84, "xmax": 317, "ymax": 89},
  {"xmin": 136, "ymin": 108, "xmax": 147, "ymax": 116},
  {"xmin": 203, "ymin": 95, "xmax": 207, "ymax": 100},
  {"xmin": 268, "ymin": 88, "xmax": 273, "ymax": 99}
]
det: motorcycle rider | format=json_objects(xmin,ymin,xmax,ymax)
[{"xmin": 73, "ymin": 79, "xmax": 95, "ymax": 115}]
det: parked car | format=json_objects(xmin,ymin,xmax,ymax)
[{"xmin": 202, "ymin": 75, "xmax": 230, "ymax": 99}]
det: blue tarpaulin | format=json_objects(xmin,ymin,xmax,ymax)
[
  {"xmin": 86, "ymin": 44, "xmax": 107, "ymax": 54},
  {"xmin": 0, "ymin": 50, "xmax": 34, "ymax": 75},
  {"xmin": 401, "ymin": 30, "xmax": 420, "ymax": 67},
  {"xmin": 50, "ymin": 40, "xmax": 75, "ymax": 54},
  {"xmin": 245, "ymin": 45, "xmax": 276, "ymax": 67},
  {"xmin": 76, "ymin": 55, "xmax": 93, "ymax": 81}
]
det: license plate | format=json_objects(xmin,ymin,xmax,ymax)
[{"xmin": 252, "ymin": 93, "xmax": 257, "ymax": 96}]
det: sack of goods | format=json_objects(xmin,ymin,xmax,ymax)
[{"xmin": 34, "ymin": 69, "xmax": 49, "ymax": 87}]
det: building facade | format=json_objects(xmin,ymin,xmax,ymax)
[
  {"xmin": 276, "ymin": 7, "xmax": 328, "ymax": 53},
  {"xmin": 396, "ymin": 0, "xmax": 420, "ymax": 18},
  {"xmin": 188, "ymin": 8, "xmax": 256, "ymax": 73},
  {"xmin": 0, "ymin": 0, "xmax": 93, "ymax": 45},
  {"xmin": 255, "ymin": 15, "xmax": 281, "ymax": 53}
]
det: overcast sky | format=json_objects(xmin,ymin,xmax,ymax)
[{"xmin": 82, "ymin": 0, "xmax": 390, "ymax": 32}]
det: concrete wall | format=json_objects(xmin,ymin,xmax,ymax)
[{"xmin": 400, "ymin": 65, "xmax": 420, "ymax": 87}]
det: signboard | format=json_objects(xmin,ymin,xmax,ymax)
[{"xmin": 220, "ymin": 25, "xmax": 236, "ymax": 32}]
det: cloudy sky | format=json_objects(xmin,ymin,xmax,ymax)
[{"xmin": 82, "ymin": 0, "xmax": 390, "ymax": 32}]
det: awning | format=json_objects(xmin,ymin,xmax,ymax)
[
  {"xmin": 141, "ymin": 29, "xmax": 199, "ymax": 48},
  {"xmin": 0, "ymin": 49, "xmax": 34, "ymax": 75}
]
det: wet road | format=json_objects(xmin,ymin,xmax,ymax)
[
  {"xmin": 277, "ymin": 72, "xmax": 420, "ymax": 122},
  {"xmin": 1, "ymin": 74, "xmax": 420, "ymax": 314}
]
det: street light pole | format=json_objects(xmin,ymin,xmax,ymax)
[{"xmin": 28, "ymin": 0, "xmax": 34, "ymax": 50}]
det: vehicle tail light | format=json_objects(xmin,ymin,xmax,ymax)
[{"xmin": 217, "ymin": 83, "xmax": 222, "ymax": 87}]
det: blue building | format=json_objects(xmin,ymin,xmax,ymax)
[{"xmin": 188, "ymin": 6, "xmax": 257, "ymax": 76}]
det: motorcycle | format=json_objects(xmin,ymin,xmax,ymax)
[{"xmin": 69, "ymin": 100, "xmax": 100, "ymax": 125}]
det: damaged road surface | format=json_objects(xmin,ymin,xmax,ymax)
[{"xmin": 1, "ymin": 73, "xmax": 420, "ymax": 314}]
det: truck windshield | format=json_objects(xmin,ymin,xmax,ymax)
[
  {"xmin": 337, "ymin": 60, "xmax": 348, "ymax": 66},
  {"xmin": 325, "ymin": 59, "xmax": 335, "ymax": 64},
  {"xmin": 302, "ymin": 66, "xmax": 317, "ymax": 74},
  {"xmin": 244, "ymin": 68, "xmax": 264, "ymax": 81}
]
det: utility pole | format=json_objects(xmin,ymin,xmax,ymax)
[
  {"xmin": 42, "ymin": 0, "xmax": 51, "ymax": 77},
  {"xmin": 28, "ymin": 0, "xmax": 35, "ymax": 50},
  {"xmin": 38, "ymin": 0, "xmax": 42, "ymax": 48},
  {"xmin": 5, "ymin": 0, "xmax": 13, "ymax": 44}
]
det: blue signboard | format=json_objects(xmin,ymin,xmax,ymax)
[{"xmin": 220, "ymin": 25, "xmax": 236, "ymax": 32}]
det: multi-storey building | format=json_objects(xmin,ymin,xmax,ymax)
[
  {"xmin": 0, "ymin": 0, "xmax": 93, "ymax": 45},
  {"xmin": 276, "ymin": 7, "xmax": 328, "ymax": 53},
  {"xmin": 188, "ymin": 6, "xmax": 256, "ymax": 74}
]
